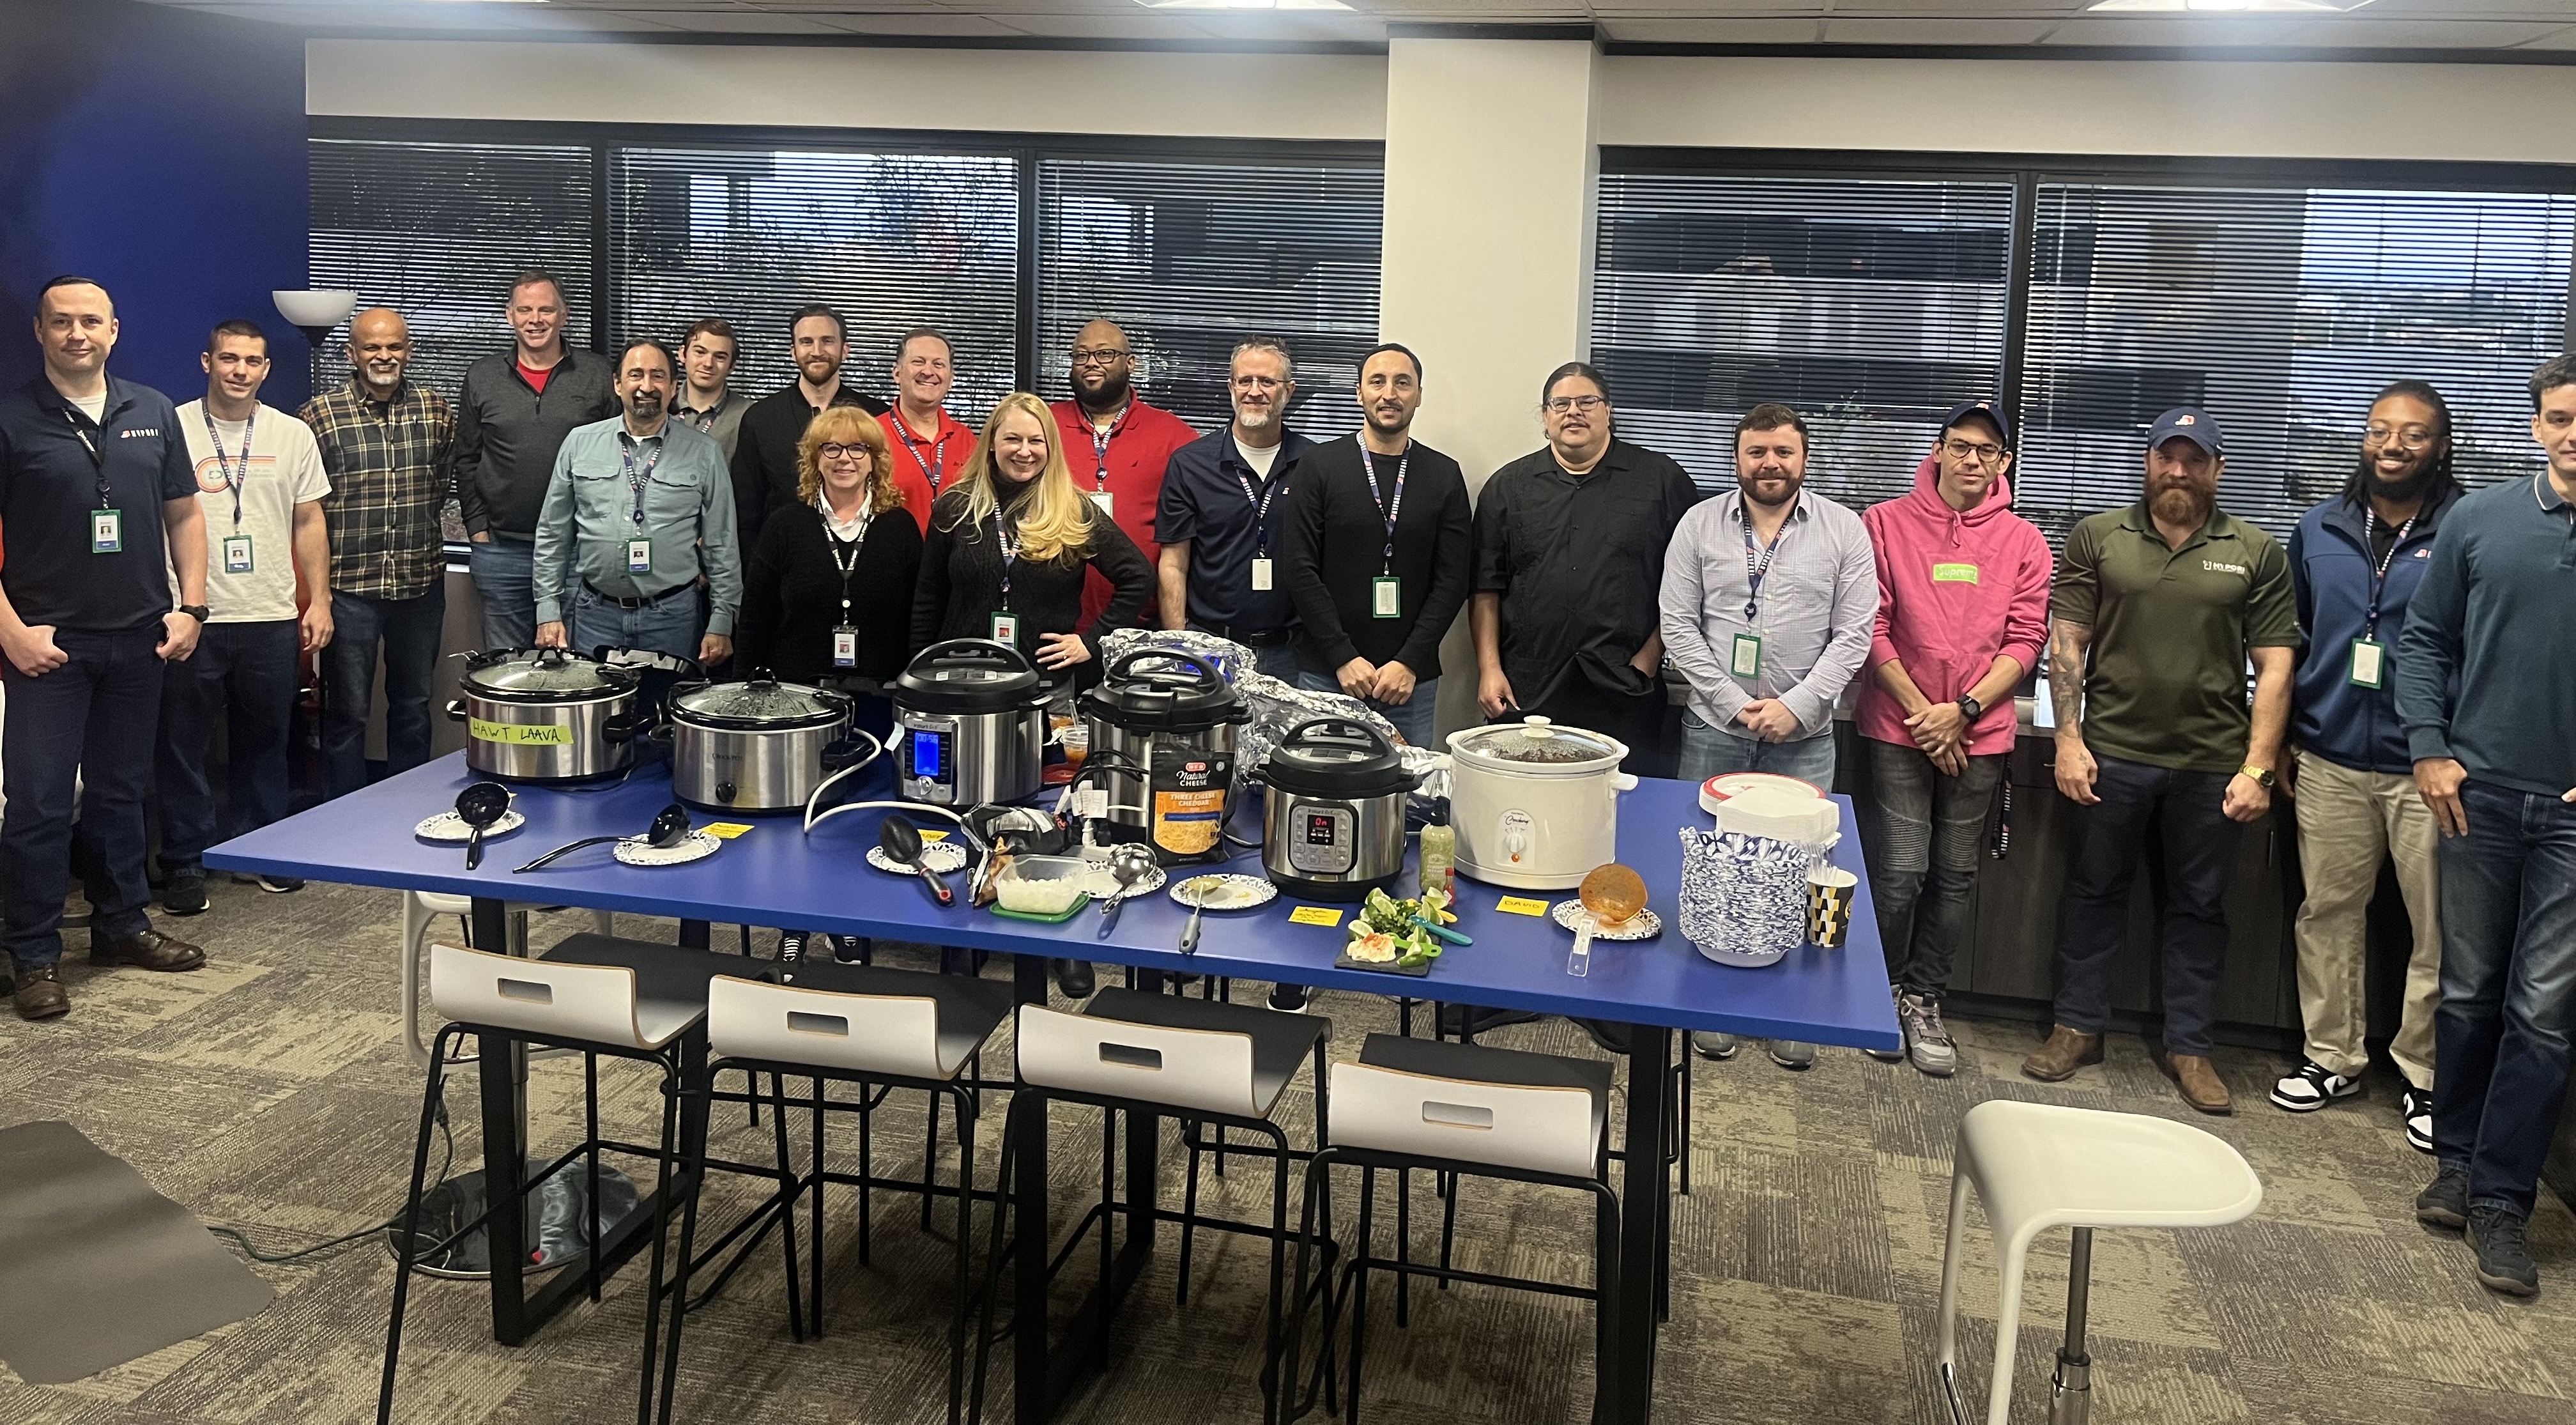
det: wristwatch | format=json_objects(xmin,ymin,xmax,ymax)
[
  {"xmin": 2238, "ymin": 763, "xmax": 2276, "ymax": 789},
  {"xmin": 178, "ymin": 604, "xmax": 210, "ymax": 624},
  {"xmin": 1956, "ymin": 693, "xmax": 1982, "ymax": 721}
]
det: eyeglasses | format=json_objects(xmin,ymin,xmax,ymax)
[
  {"xmin": 816, "ymin": 443, "xmax": 872, "ymax": 462},
  {"xmin": 1544, "ymin": 395, "xmax": 1607, "ymax": 415},
  {"xmin": 2363, "ymin": 426, "xmax": 2437, "ymax": 451},
  {"xmin": 1230, "ymin": 375, "xmax": 1283, "ymax": 392},
  {"xmin": 1070, "ymin": 348, "xmax": 1130, "ymax": 367},
  {"xmin": 1942, "ymin": 438, "xmax": 2005, "ymax": 462}
]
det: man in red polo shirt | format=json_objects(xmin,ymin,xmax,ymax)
[
  {"xmin": 1050, "ymin": 320, "xmax": 1195, "ymax": 631},
  {"xmin": 884, "ymin": 326, "xmax": 973, "ymax": 535}
]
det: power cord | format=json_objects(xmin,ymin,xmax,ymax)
[{"xmin": 209, "ymin": 1086, "xmax": 456, "ymax": 1264}]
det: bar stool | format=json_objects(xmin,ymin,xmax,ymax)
[
  {"xmin": 986, "ymin": 987, "xmax": 1333, "ymax": 1424},
  {"xmin": 1284, "ymin": 1033, "xmax": 1620, "ymax": 1424},
  {"xmin": 1935, "ymin": 1100, "xmax": 2264, "ymax": 1425},
  {"xmin": 652, "ymin": 960, "xmax": 1015, "ymax": 1425},
  {"xmin": 397, "ymin": 890, "xmax": 613, "ymax": 1067},
  {"xmin": 379, "ymin": 935, "xmax": 793, "ymax": 1425}
]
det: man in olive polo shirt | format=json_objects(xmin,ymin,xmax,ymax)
[{"xmin": 2027, "ymin": 408, "xmax": 2297, "ymax": 1114}]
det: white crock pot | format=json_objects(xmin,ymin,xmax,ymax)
[{"xmin": 1445, "ymin": 716, "xmax": 1636, "ymax": 890}]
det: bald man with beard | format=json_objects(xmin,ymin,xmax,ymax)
[
  {"xmin": 1050, "ymin": 320, "xmax": 1197, "ymax": 634},
  {"xmin": 300, "ymin": 307, "xmax": 456, "ymax": 797}
]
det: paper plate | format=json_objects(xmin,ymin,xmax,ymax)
[
  {"xmin": 1169, "ymin": 874, "xmax": 1278, "ymax": 911},
  {"xmin": 415, "ymin": 809, "xmax": 525, "ymax": 842},
  {"xmin": 867, "ymin": 842, "xmax": 971, "ymax": 876},
  {"xmin": 615, "ymin": 830, "xmax": 721, "ymax": 867},
  {"xmin": 1550, "ymin": 901, "xmax": 1663, "ymax": 941},
  {"xmin": 1699, "ymin": 772, "xmax": 1822, "ymax": 817},
  {"xmin": 1086, "ymin": 862, "xmax": 1167, "ymax": 901}
]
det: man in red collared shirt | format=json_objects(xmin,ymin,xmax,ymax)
[
  {"xmin": 1049, "ymin": 320, "xmax": 1196, "ymax": 631},
  {"xmin": 884, "ymin": 326, "xmax": 974, "ymax": 535}
]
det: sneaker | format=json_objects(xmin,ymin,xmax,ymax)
[
  {"xmin": 1691, "ymin": 1030, "xmax": 1740, "ymax": 1061},
  {"xmin": 2415, "ymin": 1167, "xmax": 2469, "ymax": 1231},
  {"xmin": 2468, "ymin": 1206, "xmax": 2540, "ymax": 1297},
  {"xmin": 2402, "ymin": 1087, "xmax": 2434, "ymax": 1154},
  {"xmin": 162, "ymin": 869, "xmax": 208, "ymax": 917},
  {"xmin": 1268, "ymin": 983, "xmax": 1309, "ymax": 1013},
  {"xmin": 828, "ymin": 934, "xmax": 870, "ymax": 965},
  {"xmin": 2269, "ymin": 1059, "xmax": 2362, "ymax": 1113},
  {"xmin": 255, "ymin": 875, "xmax": 303, "ymax": 895},
  {"xmin": 1897, "ymin": 993, "xmax": 1957, "ymax": 1077},
  {"xmin": 1767, "ymin": 1040, "xmax": 1817, "ymax": 1070},
  {"xmin": 776, "ymin": 930, "xmax": 809, "ymax": 965},
  {"xmin": 1863, "ymin": 987, "xmax": 1907, "ymax": 1062}
]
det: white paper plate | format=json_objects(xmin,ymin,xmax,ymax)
[
  {"xmin": 1169, "ymin": 874, "xmax": 1277, "ymax": 911},
  {"xmin": 1551, "ymin": 900, "xmax": 1663, "ymax": 941},
  {"xmin": 415, "ymin": 809, "xmax": 525, "ymax": 842},
  {"xmin": 615, "ymin": 830, "xmax": 721, "ymax": 867},
  {"xmin": 1086, "ymin": 862, "xmax": 1167, "ymax": 901},
  {"xmin": 866, "ymin": 842, "xmax": 971, "ymax": 876}
]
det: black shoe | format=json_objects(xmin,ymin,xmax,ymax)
[
  {"xmin": 91, "ymin": 927, "xmax": 206, "ymax": 971},
  {"xmin": 2268, "ymin": 1058, "xmax": 2362, "ymax": 1113},
  {"xmin": 256, "ymin": 874, "xmax": 303, "ymax": 894},
  {"xmin": 829, "ymin": 934, "xmax": 870, "ymax": 965},
  {"xmin": 2415, "ymin": 1167, "xmax": 2469, "ymax": 1231},
  {"xmin": 2468, "ymin": 1206, "xmax": 2540, "ymax": 1297},
  {"xmin": 2402, "ymin": 1087, "xmax": 2434, "ymax": 1154},
  {"xmin": 776, "ymin": 930, "xmax": 809, "ymax": 965},
  {"xmin": 1438, "ymin": 1003, "xmax": 1539, "ymax": 1038},
  {"xmin": 162, "ymin": 869, "xmax": 208, "ymax": 917},
  {"xmin": 12, "ymin": 965, "xmax": 66, "ymax": 1021},
  {"xmin": 1055, "ymin": 959, "xmax": 1096, "ymax": 1000},
  {"xmin": 1268, "ymin": 983, "xmax": 1309, "ymax": 1013}
]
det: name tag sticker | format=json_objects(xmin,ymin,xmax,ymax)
[
  {"xmin": 625, "ymin": 537, "xmax": 652, "ymax": 574},
  {"xmin": 990, "ymin": 612, "xmax": 1019, "ymax": 645},
  {"xmin": 1287, "ymin": 905, "xmax": 1344, "ymax": 928},
  {"xmin": 90, "ymin": 509, "xmax": 121, "ymax": 554},
  {"xmin": 1371, "ymin": 576, "xmax": 1402, "ymax": 619},
  {"xmin": 1087, "ymin": 489, "xmax": 1116, "ymax": 518},
  {"xmin": 1250, "ymin": 557, "xmax": 1275, "ymax": 592},
  {"xmin": 832, "ymin": 627, "xmax": 858, "ymax": 668},
  {"xmin": 1496, "ymin": 896, "xmax": 1550, "ymax": 917},
  {"xmin": 468, "ymin": 718, "xmax": 572, "ymax": 746},
  {"xmin": 700, "ymin": 822, "xmax": 755, "ymax": 840},
  {"xmin": 1730, "ymin": 631, "xmax": 1763, "ymax": 679},
  {"xmin": 2349, "ymin": 638, "xmax": 2386, "ymax": 689},
  {"xmin": 1931, "ymin": 562, "xmax": 1979, "ymax": 583}
]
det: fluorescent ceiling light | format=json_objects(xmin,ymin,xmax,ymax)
[
  {"xmin": 1141, "ymin": 0, "xmax": 1354, "ymax": 10},
  {"xmin": 2087, "ymin": 1, "xmax": 2370, "ymax": 10}
]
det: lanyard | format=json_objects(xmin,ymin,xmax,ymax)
[
  {"xmin": 898, "ymin": 424, "xmax": 953, "ymax": 497},
  {"xmin": 1362, "ymin": 445, "xmax": 1409, "ymax": 575},
  {"xmin": 821, "ymin": 505, "xmax": 866, "ymax": 616},
  {"xmin": 992, "ymin": 508, "xmax": 1022, "ymax": 610},
  {"xmin": 1738, "ymin": 504, "xmax": 1786, "ymax": 620},
  {"xmin": 620, "ymin": 434, "xmax": 664, "ymax": 527},
  {"xmin": 679, "ymin": 394, "xmax": 724, "ymax": 434},
  {"xmin": 61, "ymin": 408, "xmax": 112, "ymax": 507},
  {"xmin": 201, "ymin": 406, "xmax": 254, "ymax": 529},
  {"xmin": 2360, "ymin": 505, "xmax": 2418, "ymax": 639},
  {"xmin": 1088, "ymin": 405, "xmax": 1129, "ymax": 489},
  {"xmin": 1234, "ymin": 458, "xmax": 1288, "ymax": 555}
]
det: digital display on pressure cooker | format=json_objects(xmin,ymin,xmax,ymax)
[
  {"xmin": 910, "ymin": 730, "xmax": 944, "ymax": 780},
  {"xmin": 1304, "ymin": 812, "xmax": 1340, "ymax": 847}
]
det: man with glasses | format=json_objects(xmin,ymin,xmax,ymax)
[
  {"xmin": 670, "ymin": 317, "xmax": 744, "ymax": 461},
  {"xmin": 732, "ymin": 303, "xmax": 887, "ymax": 547},
  {"xmin": 1473, "ymin": 361, "xmax": 1702, "ymax": 773},
  {"xmin": 1051, "ymin": 320, "xmax": 1196, "ymax": 633},
  {"xmin": 885, "ymin": 327, "xmax": 972, "ymax": 534},
  {"xmin": 533, "ymin": 340, "xmax": 739, "ymax": 665},
  {"xmin": 1155, "ymin": 337, "xmax": 1312, "ymax": 681}
]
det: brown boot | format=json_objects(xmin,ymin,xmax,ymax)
[
  {"xmin": 2021, "ymin": 1026, "xmax": 2104, "ymax": 1082},
  {"xmin": 2165, "ymin": 1053, "xmax": 2234, "ymax": 1115},
  {"xmin": 90, "ymin": 927, "xmax": 206, "ymax": 972},
  {"xmin": 13, "ymin": 965, "xmax": 69, "ymax": 1020}
]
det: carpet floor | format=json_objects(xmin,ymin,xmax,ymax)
[{"xmin": 2, "ymin": 876, "xmax": 2571, "ymax": 1424}]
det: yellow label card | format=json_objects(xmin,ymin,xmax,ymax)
[
  {"xmin": 1496, "ymin": 896, "xmax": 1549, "ymax": 916},
  {"xmin": 1287, "ymin": 905, "xmax": 1345, "ymax": 928},
  {"xmin": 700, "ymin": 823, "xmax": 755, "ymax": 840}
]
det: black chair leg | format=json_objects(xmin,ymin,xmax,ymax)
[
  {"xmin": 858, "ymin": 1075, "xmax": 875, "ymax": 1266},
  {"xmin": 768, "ymin": 1071, "xmax": 806, "ymax": 1345},
  {"xmin": 924, "ymin": 1090, "xmax": 942, "ymax": 1233},
  {"xmin": 946, "ymin": 1090, "xmax": 976, "ymax": 1425},
  {"xmin": 809, "ymin": 1074, "xmax": 827, "ymax": 1337},
  {"xmin": 586, "ymin": 1052, "xmax": 604, "ymax": 1304},
  {"xmin": 1349, "ymin": 1167, "xmax": 1374, "ymax": 1425},
  {"xmin": 1178, "ymin": 1120, "xmax": 1204, "ymax": 1305},
  {"xmin": 634, "ymin": 1056, "xmax": 685, "ymax": 1425},
  {"xmin": 650, "ymin": 1056, "xmax": 712, "ymax": 1425},
  {"xmin": 378, "ymin": 1026, "xmax": 458, "ymax": 1425}
]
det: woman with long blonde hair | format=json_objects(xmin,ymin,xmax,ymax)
[{"xmin": 909, "ymin": 391, "xmax": 1150, "ymax": 680}]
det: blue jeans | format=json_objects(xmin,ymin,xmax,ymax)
[
  {"xmin": 468, "ymin": 537, "xmax": 535, "ymax": 649},
  {"xmin": 4, "ymin": 626, "xmax": 165, "ymax": 967},
  {"xmin": 2052, "ymin": 754, "xmax": 2242, "ymax": 1057},
  {"xmin": 570, "ymin": 585, "xmax": 700, "ymax": 662},
  {"xmin": 2433, "ymin": 781, "xmax": 2576, "ymax": 1218},
  {"xmin": 1676, "ymin": 709, "xmax": 1837, "ymax": 786},
  {"xmin": 155, "ymin": 619, "xmax": 301, "ymax": 873},
  {"xmin": 1297, "ymin": 669, "xmax": 1439, "ymax": 750},
  {"xmin": 323, "ymin": 586, "xmax": 447, "ymax": 798}
]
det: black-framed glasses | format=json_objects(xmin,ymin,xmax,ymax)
[
  {"xmin": 1544, "ymin": 395, "xmax": 1607, "ymax": 415},
  {"xmin": 816, "ymin": 443, "xmax": 872, "ymax": 462},
  {"xmin": 1942, "ymin": 438, "xmax": 2005, "ymax": 461},
  {"xmin": 1070, "ymin": 348, "xmax": 1130, "ymax": 367}
]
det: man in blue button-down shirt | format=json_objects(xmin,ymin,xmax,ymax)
[{"xmin": 532, "ymin": 340, "xmax": 739, "ymax": 665}]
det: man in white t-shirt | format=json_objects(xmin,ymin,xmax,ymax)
[{"xmin": 158, "ymin": 320, "xmax": 332, "ymax": 914}]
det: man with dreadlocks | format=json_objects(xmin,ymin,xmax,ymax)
[{"xmin": 2271, "ymin": 380, "xmax": 2460, "ymax": 1147}]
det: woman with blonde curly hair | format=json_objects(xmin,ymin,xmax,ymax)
[
  {"xmin": 734, "ymin": 404, "xmax": 923, "ymax": 690},
  {"xmin": 909, "ymin": 391, "xmax": 1151, "ymax": 682}
]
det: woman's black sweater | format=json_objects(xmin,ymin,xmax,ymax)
[
  {"xmin": 909, "ymin": 484, "xmax": 1152, "ymax": 675},
  {"xmin": 734, "ymin": 500, "xmax": 924, "ymax": 684}
]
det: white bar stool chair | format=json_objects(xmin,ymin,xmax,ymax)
[
  {"xmin": 1935, "ymin": 1099, "xmax": 2263, "ymax": 1425},
  {"xmin": 398, "ymin": 890, "xmax": 613, "ymax": 1067}
]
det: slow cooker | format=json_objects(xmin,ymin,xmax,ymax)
[
  {"xmin": 1254, "ymin": 718, "xmax": 1418, "ymax": 902},
  {"xmin": 448, "ymin": 647, "xmax": 649, "ymax": 784},
  {"xmin": 891, "ymin": 638, "xmax": 1049, "ymax": 807},
  {"xmin": 1446, "ymin": 716, "xmax": 1637, "ymax": 890},
  {"xmin": 667, "ymin": 675, "xmax": 854, "ymax": 813},
  {"xmin": 1080, "ymin": 650, "xmax": 1248, "ymax": 863}
]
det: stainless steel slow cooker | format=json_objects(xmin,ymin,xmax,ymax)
[
  {"xmin": 891, "ymin": 638, "xmax": 1049, "ymax": 807},
  {"xmin": 1080, "ymin": 649, "xmax": 1248, "ymax": 861},
  {"xmin": 667, "ymin": 675, "xmax": 854, "ymax": 813},
  {"xmin": 1254, "ymin": 718, "xmax": 1418, "ymax": 902},
  {"xmin": 1446, "ymin": 715, "xmax": 1636, "ymax": 890},
  {"xmin": 448, "ymin": 647, "xmax": 649, "ymax": 784}
]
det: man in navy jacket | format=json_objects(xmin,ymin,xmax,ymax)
[{"xmin": 2274, "ymin": 381, "xmax": 2456, "ymax": 1150}]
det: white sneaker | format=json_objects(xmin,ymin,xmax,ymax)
[
  {"xmin": 1691, "ymin": 1030, "xmax": 1740, "ymax": 1060},
  {"xmin": 2402, "ymin": 1086, "xmax": 2434, "ymax": 1153},
  {"xmin": 2268, "ymin": 1059, "xmax": 2361, "ymax": 1113},
  {"xmin": 1767, "ymin": 1040, "xmax": 1816, "ymax": 1070}
]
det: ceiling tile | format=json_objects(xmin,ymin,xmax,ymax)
[
  {"xmin": 1821, "ymin": 18, "xmax": 2063, "ymax": 43},
  {"xmin": 978, "ymin": 11, "xmax": 1216, "ymax": 38},
  {"xmin": 806, "ymin": 12, "xmax": 1030, "ymax": 35},
  {"xmin": 2037, "ymin": 15, "xmax": 2316, "ymax": 44},
  {"xmin": 1597, "ymin": 18, "xmax": 1827, "ymax": 42},
  {"xmin": 615, "ymin": 10, "xmax": 851, "ymax": 31}
]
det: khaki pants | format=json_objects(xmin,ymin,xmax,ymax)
[{"xmin": 2292, "ymin": 749, "xmax": 2441, "ymax": 1087}]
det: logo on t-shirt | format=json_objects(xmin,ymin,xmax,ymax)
[
  {"xmin": 2200, "ymin": 559, "xmax": 2247, "ymax": 576},
  {"xmin": 119, "ymin": 428, "xmax": 160, "ymax": 439}
]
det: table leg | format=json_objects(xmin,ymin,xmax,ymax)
[
  {"xmin": 1611, "ymin": 1021, "xmax": 1671, "ymax": 1424},
  {"xmin": 473, "ymin": 897, "xmax": 532, "ymax": 1345},
  {"xmin": 1013, "ymin": 952, "xmax": 1052, "ymax": 1425},
  {"xmin": 678, "ymin": 919, "xmax": 711, "ymax": 950}
]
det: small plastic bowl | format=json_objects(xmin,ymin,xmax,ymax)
[{"xmin": 993, "ymin": 855, "xmax": 1091, "ymax": 916}]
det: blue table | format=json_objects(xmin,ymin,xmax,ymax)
[{"xmin": 210, "ymin": 753, "xmax": 1895, "ymax": 1424}]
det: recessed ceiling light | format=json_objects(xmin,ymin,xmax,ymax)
[
  {"xmin": 2087, "ymin": 0, "xmax": 2371, "ymax": 10},
  {"xmin": 1139, "ymin": 0, "xmax": 1354, "ymax": 10}
]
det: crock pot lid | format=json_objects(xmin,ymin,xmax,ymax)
[
  {"xmin": 1264, "ymin": 718, "xmax": 1413, "ymax": 796},
  {"xmin": 466, "ymin": 648, "xmax": 636, "ymax": 698},
  {"xmin": 1453, "ymin": 715, "xmax": 1621, "ymax": 766},
  {"xmin": 1084, "ymin": 652, "xmax": 1243, "ymax": 728},
  {"xmin": 675, "ymin": 678, "xmax": 845, "ymax": 729}
]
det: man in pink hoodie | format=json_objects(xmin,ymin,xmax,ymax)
[{"xmin": 1857, "ymin": 401, "xmax": 2050, "ymax": 1076}]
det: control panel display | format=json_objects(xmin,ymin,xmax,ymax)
[{"xmin": 910, "ymin": 729, "xmax": 946, "ymax": 782}]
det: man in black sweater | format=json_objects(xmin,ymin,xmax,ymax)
[
  {"xmin": 1283, "ymin": 343, "xmax": 1471, "ymax": 748},
  {"xmin": 730, "ymin": 303, "xmax": 887, "ymax": 548}
]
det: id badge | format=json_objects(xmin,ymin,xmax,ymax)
[
  {"xmin": 990, "ymin": 612, "xmax": 1020, "ymax": 645},
  {"xmin": 625, "ymin": 537, "xmax": 652, "ymax": 574},
  {"xmin": 832, "ymin": 626, "xmax": 858, "ymax": 668},
  {"xmin": 1087, "ymin": 489, "xmax": 1115, "ymax": 518},
  {"xmin": 1730, "ymin": 631, "xmax": 1763, "ymax": 679},
  {"xmin": 90, "ymin": 509, "xmax": 121, "ymax": 554},
  {"xmin": 222, "ymin": 534, "xmax": 254, "ymax": 574},
  {"xmin": 1371, "ymin": 575, "xmax": 1401, "ymax": 619},
  {"xmin": 1251, "ymin": 556, "xmax": 1275, "ymax": 592},
  {"xmin": 2349, "ymin": 638, "xmax": 2386, "ymax": 689}
]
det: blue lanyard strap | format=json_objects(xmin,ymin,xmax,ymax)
[
  {"xmin": 2360, "ymin": 505, "xmax": 2417, "ymax": 638},
  {"xmin": 899, "ymin": 424, "xmax": 953, "ymax": 497},
  {"xmin": 1738, "ymin": 504, "xmax": 1784, "ymax": 620},
  {"xmin": 1233, "ymin": 456, "xmax": 1288, "ymax": 555},
  {"xmin": 200, "ymin": 406, "xmax": 254, "ymax": 528},
  {"xmin": 620, "ymin": 434, "xmax": 664, "ymax": 527},
  {"xmin": 1362, "ymin": 445, "xmax": 1409, "ymax": 574}
]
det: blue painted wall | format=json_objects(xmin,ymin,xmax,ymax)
[{"xmin": 0, "ymin": 0, "xmax": 310, "ymax": 406}]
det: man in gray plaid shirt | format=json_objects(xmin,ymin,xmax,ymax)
[{"xmin": 300, "ymin": 307, "xmax": 453, "ymax": 798}]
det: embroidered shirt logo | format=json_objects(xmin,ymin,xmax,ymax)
[
  {"xmin": 119, "ymin": 428, "xmax": 160, "ymax": 438},
  {"xmin": 2201, "ymin": 558, "xmax": 2247, "ymax": 576}
]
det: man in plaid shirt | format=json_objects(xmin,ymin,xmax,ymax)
[{"xmin": 300, "ymin": 308, "xmax": 454, "ymax": 797}]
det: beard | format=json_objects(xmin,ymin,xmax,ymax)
[
  {"xmin": 1234, "ymin": 404, "xmax": 1277, "ymax": 433},
  {"xmin": 2357, "ymin": 452, "xmax": 2437, "ymax": 505},
  {"xmin": 797, "ymin": 355, "xmax": 839, "ymax": 385},
  {"xmin": 1365, "ymin": 404, "xmax": 1411, "ymax": 437},
  {"xmin": 2150, "ymin": 480, "xmax": 2213, "ymax": 528},
  {"xmin": 627, "ymin": 390, "xmax": 665, "ymax": 420},
  {"xmin": 1077, "ymin": 369, "xmax": 1131, "ymax": 412}
]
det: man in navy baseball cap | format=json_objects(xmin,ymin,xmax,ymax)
[
  {"xmin": 1937, "ymin": 398, "xmax": 2013, "ymax": 450},
  {"xmin": 2146, "ymin": 406, "xmax": 2224, "ymax": 456}
]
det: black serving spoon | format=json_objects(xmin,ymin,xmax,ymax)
[
  {"xmin": 456, "ymin": 782, "xmax": 511, "ymax": 872},
  {"xmin": 880, "ymin": 815, "xmax": 954, "ymax": 907},
  {"xmin": 515, "ymin": 803, "xmax": 691, "ymax": 873}
]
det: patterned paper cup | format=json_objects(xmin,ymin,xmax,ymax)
[{"xmin": 1805, "ymin": 866, "xmax": 1858, "ymax": 948}]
